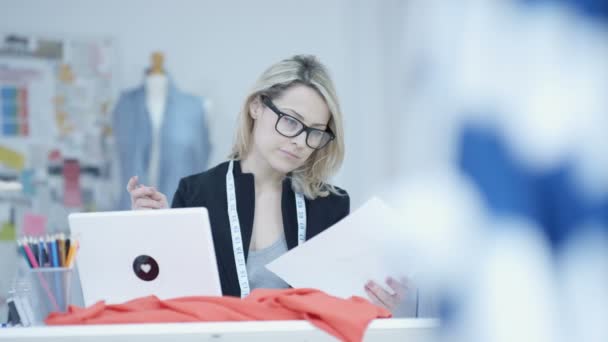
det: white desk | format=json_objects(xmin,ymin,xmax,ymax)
[{"xmin": 0, "ymin": 318, "xmax": 439, "ymax": 341}]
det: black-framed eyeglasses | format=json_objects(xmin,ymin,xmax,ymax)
[{"xmin": 261, "ymin": 95, "xmax": 335, "ymax": 150}]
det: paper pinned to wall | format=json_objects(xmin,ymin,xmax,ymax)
[
  {"xmin": 0, "ymin": 57, "xmax": 56, "ymax": 143},
  {"xmin": 22, "ymin": 212, "xmax": 46, "ymax": 236},
  {"xmin": 0, "ymin": 145, "xmax": 25, "ymax": 171},
  {"xmin": 267, "ymin": 197, "xmax": 416, "ymax": 299},
  {"xmin": 63, "ymin": 159, "xmax": 82, "ymax": 207}
]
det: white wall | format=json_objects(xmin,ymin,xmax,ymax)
[{"xmin": 1, "ymin": 0, "xmax": 399, "ymax": 208}]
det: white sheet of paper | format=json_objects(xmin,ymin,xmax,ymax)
[{"xmin": 267, "ymin": 197, "xmax": 415, "ymax": 299}]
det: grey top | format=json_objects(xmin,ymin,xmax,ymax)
[{"xmin": 246, "ymin": 235, "xmax": 290, "ymax": 290}]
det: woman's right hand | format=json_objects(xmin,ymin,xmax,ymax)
[{"xmin": 127, "ymin": 176, "xmax": 169, "ymax": 210}]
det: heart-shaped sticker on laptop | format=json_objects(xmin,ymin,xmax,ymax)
[{"xmin": 132, "ymin": 255, "xmax": 159, "ymax": 281}]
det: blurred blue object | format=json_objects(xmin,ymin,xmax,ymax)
[
  {"xmin": 458, "ymin": 122, "xmax": 608, "ymax": 251},
  {"xmin": 520, "ymin": 0, "xmax": 608, "ymax": 21}
]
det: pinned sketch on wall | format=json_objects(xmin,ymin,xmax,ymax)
[
  {"xmin": 1, "ymin": 85, "xmax": 28, "ymax": 137},
  {"xmin": 0, "ymin": 33, "xmax": 118, "ymax": 235},
  {"xmin": 0, "ymin": 57, "xmax": 55, "ymax": 144},
  {"xmin": 0, "ymin": 145, "xmax": 25, "ymax": 172},
  {"xmin": 55, "ymin": 39, "xmax": 115, "ymax": 153},
  {"xmin": 21, "ymin": 212, "xmax": 46, "ymax": 236},
  {"xmin": 62, "ymin": 159, "xmax": 82, "ymax": 207}
]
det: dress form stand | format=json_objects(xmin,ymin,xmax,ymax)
[{"xmin": 145, "ymin": 52, "xmax": 168, "ymax": 188}]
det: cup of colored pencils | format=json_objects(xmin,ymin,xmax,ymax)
[{"xmin": 17, "ymin": 234, "xmax": 79, "ymax": 324}]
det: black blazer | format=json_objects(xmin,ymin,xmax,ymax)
[{"xmin": 171, "ymin": 160, "xmax": 350, "ymax": 297}]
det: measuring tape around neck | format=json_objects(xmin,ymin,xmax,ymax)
[{"xmin": 226, "ymin": 160, "xmax": 306, "ymax": 298}]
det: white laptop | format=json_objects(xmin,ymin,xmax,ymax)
[{"xmin": 69, "ymin": 208, "xmax": 222, "ymax": 306}]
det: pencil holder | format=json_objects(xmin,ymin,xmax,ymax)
[{"xmin": 27, "ymin": 267, "xmax": 73, "ymax": 325}]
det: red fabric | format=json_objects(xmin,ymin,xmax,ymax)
[{"xmin": 46, "ymin": 288, "xmax": 391, "ymax": 342}]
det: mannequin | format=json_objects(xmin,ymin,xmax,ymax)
[
  {"xmin": 112, "ymin": 51, "xmax": 211, "ymax": 209},
  {"xmin": 145, "ymin": 52, "xmax": 168, "ymax": 188}
]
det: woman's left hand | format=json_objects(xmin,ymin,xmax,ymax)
[{"xmin": 364, "ymin": 277, "xmax": 408, "ymax": 313}]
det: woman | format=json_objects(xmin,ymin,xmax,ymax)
[{"xmin": 127, "ymin": 55, "xmax": 406, "ymax": 312}]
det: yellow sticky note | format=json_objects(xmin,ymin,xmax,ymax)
[
  {"xmin": 0, "ymin": 222, "xmax": 16, "ymax": 241},
  {"xmin": 0, "ymin": 145, "xmax": 25, "ymax": 171}
]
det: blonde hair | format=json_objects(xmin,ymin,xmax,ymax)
[{"xmin": 229, "ymin": 55, "xmax": 345, "ymax": 199}]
